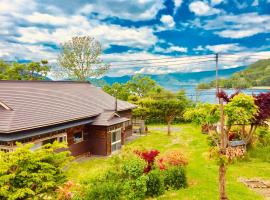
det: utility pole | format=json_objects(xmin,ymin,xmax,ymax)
[
  {"xmin": 215, "ymin": 53, "xmax": 219, "ymax": 98},
  {"xmin": 216, "ymin": 53, "xmax": 228, "ymax": 200}
]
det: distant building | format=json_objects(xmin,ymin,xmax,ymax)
[{"xmin": 0, "ymin": 81, "xmax": 136, "ymax": 156}]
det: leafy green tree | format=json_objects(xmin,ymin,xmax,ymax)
[
  {"xmin": 0, "ymin": 142, "xmax": 72, "ymax": 199},
  {"xmin": 138, "ymin": 90, "xmax": 190, "ymax": 135},
  {"xmin": 184, "ymin": 93, "xmax": 259, "ymax": 200},
  {"xmin": 126, "ymin": 75, "xmax": 162, "ymax": 97},
  {"xmin": 0, "ymin": 60, "xmax": 50, "ymax": 80},
  {"xmin": 103, "ymin": 83, "xmax": 130, "ymax": 101},
  {"xmin": 184, "ymin": 103, "xmax": 220, "ymax": 133},
  {"xmin": 57, "ymin": 36, "xmax": 110, "ymax": 81}
]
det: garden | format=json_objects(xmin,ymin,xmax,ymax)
[{"xmin": 1, "ymin": 86, "xmax": 270, "ymax": 200}]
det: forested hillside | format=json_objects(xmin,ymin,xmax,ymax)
[{"xmin": 198, "ymin": 59, "xmax": 270, "ymax": 89}]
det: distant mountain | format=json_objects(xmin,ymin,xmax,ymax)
[
  {"xmin": 203, "ymin": 59, "xmax": 270, "ymax": 89},
  {"xmin": 101, "ymin": 66, "xmax": 246, "ymax": 91}
]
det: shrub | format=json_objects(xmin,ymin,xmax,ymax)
[
  {"xmin": 85, "ymin": 181, "xmax": 122, "ymax": 200},
  {"xmin": 159, "ymin": 150, "xmax": 188, "ymax": 168},
  {"xmin": 163, "ymin": 166, "xmax": 187, "ymax": 190},
  {"xmin": 248, "ymin": 146, "xmax": 270, "ymax": 163},
  {"xmin": 122, "ymin": 175, "xmax": 148, "ymax": 200},
  {"xmin": 122, "ymin": 157, "xmax": 146, "ymax": 179},
  {"xmin": 0, "ymin": 142, "xmax": 72, "ymax": 199},
  {"xmin": 255, "ymin": 127, "xmax": 270, "ymax": 146},
  {"xmin": 135, "ymin": 149, "xmax": 160, "ymax": 173},
  {"xmin": 146, "ymin": 169, "xmax": 165, "ymax": 197}
]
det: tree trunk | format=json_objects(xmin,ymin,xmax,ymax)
[
  {"xmin": 219, "ymin": 163, "xmax": 228, "ymax": 200},
  {"xmin": 219, "ymin": 98, "xmax": 228, "ymax": 200},
  {"xmin": 167, "ymin": 121, "xmax": 171, "ymax": 136}
]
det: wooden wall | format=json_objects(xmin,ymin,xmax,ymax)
[
  {"xmin": 118, "ymin": 109, "xmax": 133, "ymax": 138},
  {"xmin": 66, "ymin": 109, "xmax": 134, "ymax": 157}
]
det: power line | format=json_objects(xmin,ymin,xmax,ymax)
[
  {"xmin": 105, "ymin": 55, "xmax": 215, "ymax": 63},
  {"xmin": 48, "ymin": 60, "xmax": 215, "ymax": 72},
  {"xmin": 109, "ymin": 58, "xmax": 215, "ymax": 67}
]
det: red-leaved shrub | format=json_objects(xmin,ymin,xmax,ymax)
[{"xmin": 134, "ymin": 149, "xmax": 160, "ymax": 173}]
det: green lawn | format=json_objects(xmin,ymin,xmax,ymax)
[{"xmin": 67, "ymin": 124, "xmax": 270, "ymax": 199}]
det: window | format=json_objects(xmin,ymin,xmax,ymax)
[
  {"xmin": 111, "ymin": 128, "xmax": 122, "ymax": 152},
  {"xmin": 58, "ymin": 135, "xmax": 67, "ymax": 143},
  {"xmin": 73, "ymin": 131, "xmax": 83, "ymax": 143},
  {"xmin": 42, "ymin": 138, "xmax": 57, "ymax": 145}
]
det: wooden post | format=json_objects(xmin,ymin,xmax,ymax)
[{"xmin": 219, "ymin": 98, "xmax": 228, "ymax": 200}]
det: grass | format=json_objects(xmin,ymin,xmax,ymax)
[{"xmin": 67, "ymin": 124, "xmax": 270, "ymax": 199}]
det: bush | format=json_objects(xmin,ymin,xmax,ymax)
[
  {"xmin": 255, "ymin": 127, "xmax": 270, "ymax": 146},
  {"xmin": 122, "ymin": 175, "xmax": 148, "ymax": 200},
  {"xmin": 0, "ymin": 142, "xmax": 72, "ymax": 199},
  {"xmin": 122, "ymin": 157, "xmax": 146, "ymax": 179},
  {"xmin": 85, "ymin": 181, "xmax": 122, "ymax": 200},
  {"xmin": 159, "ymin": 150, "xmax": 188, "ymax": 168},
  {"xmin": 248, "ymin": 146, "xmax": 270, "ymax": 163},
  {"xmin": 146, "ymin": 170, "xmax": 164, "ymax": 197},
  {"xmin": 163, "ymin": 166, "xmax": 187, "ymax": 190}
]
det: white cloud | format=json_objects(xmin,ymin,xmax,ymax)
[
  {"xmin": 193, "ymin": 45, "xmax": 204, "ymax": 51},
  {"xmin": 211, "ymin": 0, "xmax": 223, "ymax": 5},
  {"xmin": 217, "ymin": 29, "xmax": 262, "ymax": 39},
  {"xmin": 173, "ymin": 0, "xmax": 183, "ymax": 14},
  {"xmin": 15, "ymin": 20, "xmax": 157, "ymax": 50},
  {"xmin": 0, "ymin": 41, "xmax": 57, "ymax": 62},
  {"xmin": 252, "ymin": 0, "xmax": 259, "ymax": 6},
  {"xmin": 189, "ymin": 1, "xmax": 221, "ymax": 16},
  {"xmin": 205, "ymin": 43, "xmax": 243, "ymax": 53},
  {"xmin": 78, "ymin": 0, "xmax": 165, "ymax": 21},
  {"xmin": 195, "ymin": 12, "xmax": 270, "ymax": 38},
  {"xmin": 160, "ymin": 15, "xmax": 175, "ymax": 28}
]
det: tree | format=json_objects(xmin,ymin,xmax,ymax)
[
  {"xmin": 126, "ymin": 75, "xmax": 162, "ymax": 97},
  {"xmin": 103, "ymin": 83, "xmax": 130, "ymax": 101},
  {"xmin": 0, "ymin": 60, "xmax": 50, "ymax": 80},
  {"xmin": 184, "ymin": 92, "xmax": 261, "ymax": 200},
  {"xmin": 138, "ymin": 90, "xmax": 190, "ymax": 135},
  {"xmin": 57, "ymin": 36, "xmax": 110, "ymax": 81},
  {"xmin": 184, "ymin": 103, "xmax": 220, "ymax": 133},
  {"xmin": 0, "ymin": 142, "xmax": 72, "ymax": 199}
]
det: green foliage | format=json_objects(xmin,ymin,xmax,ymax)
[
  {"xmin": 122, "ymin": 157, "xmax": 146, "ymax": 179},
  {"xmin": 57, "ymin": 36, "xmax": 109, "ymax": 81},
  {"xmin": 200, "ymin": 59, "xmax": 270, "ymax": 88},
  {"xmin": 184, "ymin": 103, "xmax": 220, "ymax": 126},
  {"xmin": 102, "ymin": 75, "xmax": 162, "ymax": 101},
  {"xmin": 255, "ymin": 127, "xmax": 270, "ymax": 146},
  {"xmin": 103, "ymin": 82, "xmax": 130, "ymax": 101},
  {"xmin": 85, "ymin": 181, "xmax": 122, "ymax": 200},
  {"xmin": 197, "ymin": 83, "xmax": 211, "ymax": 90},
  {"xmin": 0, "ymin": 142, "xmax": 72, "ymax": 200},
  {"xmin": 224, "ymin": 93, "xmax": 258, "ymax": 125},
  {"xmin": 137, "ymin": 90, "xmax": 190, "ymax": 127},
  {"xmin": 122, "ymin": 175, "xmax": 148, "ymax": 200},
  {"xmin": 0, "ymin": 60, "xmax": 50, "ymax": 80},
  {"xmin": 163, "ymin": 166, "xmax": 187, "ymax": 190},
  {"xmin": 126, "ymin": 74, "xmax": 162, "ymax": 97},
  {"xmin": 145, "ymin": 170, "xmax": 165, "ymax": 197},
  {"xmin": 248, "ymin": 146, "xmax": 270, "ymax": 163}
]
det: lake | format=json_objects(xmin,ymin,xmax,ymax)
[{"xmin": 176, "ymin": 85, "xmax": 270, "ymax": 103}]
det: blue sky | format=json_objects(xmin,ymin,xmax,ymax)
[{"xmin": 0, "ymin": 0, "xmax": 270, "ymax": 76}]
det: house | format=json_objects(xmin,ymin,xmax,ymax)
[{"xmin": 0, "ymin": 80, "xmax": 136, "ymax": 156}]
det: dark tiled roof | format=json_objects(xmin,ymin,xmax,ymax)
[
  {"xmin": 92, "ymin": 111, "xmax": 129, "ymax": 126},
  {"xmin": 0, "ymin": 81, "xmax": 136, "ymax": 133}
]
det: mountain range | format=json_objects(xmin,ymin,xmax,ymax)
[{"xmin": 101, "ymin": 66, "xmax": 246, "ymax": 91}]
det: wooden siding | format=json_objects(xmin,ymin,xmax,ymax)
[
  {"xmin": 118, "ymin": 109, "xmax": 133, "ymax": 139},
  {"xmin": 86, "ymin": 125, "xmax": 108, "ymax": 156}
]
